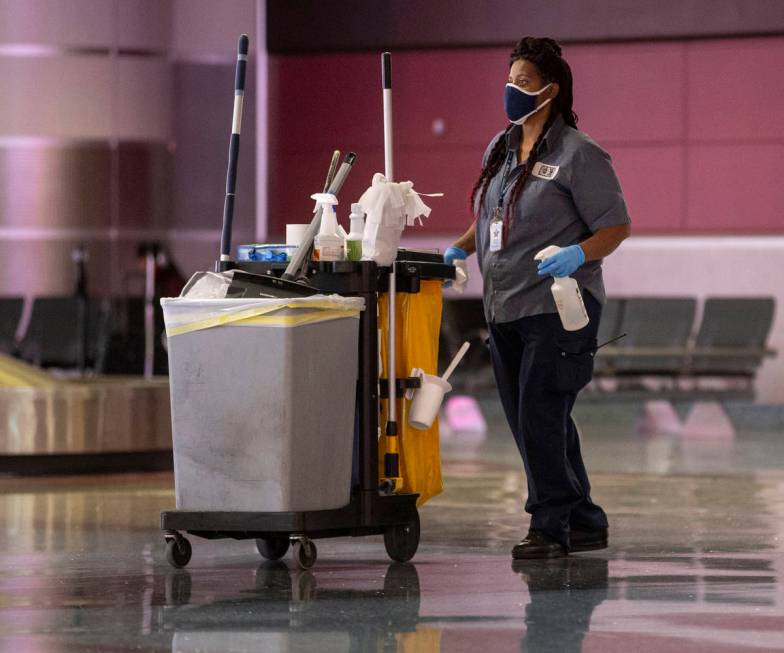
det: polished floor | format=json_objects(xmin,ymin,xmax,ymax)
[{"xmin": 1, "ymin": 400, "xmax": 784, "ymax": 652}]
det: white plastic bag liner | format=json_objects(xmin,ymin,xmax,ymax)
[
  {"xmin": 161, "ymin": 295, "xmax": 365, "ymax": 513},
  {"xmin": 161, "ymin": 294, "xmax": 365, "ymax": 336},
  {"xmin": 358, "ymin": 173, "xmax": 438, "ymax": 266},
  {"xmin": 179, "ymin": 271, "xmax": 233, "ymax": 299}
]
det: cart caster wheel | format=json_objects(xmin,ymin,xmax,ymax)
[
  {"xmin": 384, "ymin": 511, "xmax": 420, "ymax": 563},
  {"xmin": 164, "ymin": 571, "xmax": 192, "ymax": 605},
  {"xmin": 256, "ymin": 535, "xmax": 290, "ymax": 560},
  {"xmin": 293, "ymin": 538, "xmax": 317, "ymax": 570},
  {"xmin": 166, "ymin": 536, "xmax": 192, "ymax": 569}
]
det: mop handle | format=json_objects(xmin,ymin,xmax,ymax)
[
  {"xmin": 441, "ymin": 341, "xmax": 471, "ymax": 383},
  {"xmin": 382, "ymin": 51, "xmax": 398, "ymax": 427},
  {"xmin": 219, "ymin": 34, "xmax": 250, "ymax": 263},
  {"xmin": 282, "ymin": 152, "xmax": 357, "ymax": 280},
  {"xmin": 382, "ymin": 52, "xmax": 393, "ymax": 183},
  {"xmin": 323, "ymin": 149, "xmax": 341, "ymax": 192}
]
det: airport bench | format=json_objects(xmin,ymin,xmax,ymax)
[
  {"xmin": 0, "ymin": 297, "xmax": 24, "ymax": 355},
  {"xmin": 18, "ymin": 297, "xmax": 107, "ymax": 370},
  {"xmin": 441, "ymin": 296, "xmax": 777, "ymax": 401},
  {"xmin": 591, "ymin": 297, "xmax": 776, "ymax": 400}
]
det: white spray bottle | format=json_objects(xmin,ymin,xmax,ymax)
[
  {"xmin": 534, "ymin": 245, "xmax": 589, "ymax": 331},
  {"xmin": 311, "ymin": 192, "xmax": 343, "ymax": 261}
]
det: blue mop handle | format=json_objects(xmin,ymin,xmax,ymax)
[{"xmin": 219, "ymin": 34, "xmax": 250, "ymax": 263}]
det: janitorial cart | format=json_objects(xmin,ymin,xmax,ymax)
[{"xmin": 160, "ymin": 38, "xmax": 456, "ymax": 570}]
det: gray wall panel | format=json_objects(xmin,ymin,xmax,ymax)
[
  {"xmin": 0, "ymin": 239, "xmax": 113, "ymax": 296},
  {"xmin": 168, "ymin": 233, "xmax": 254, "ymax": 281},
  {"xmin": 172, "ymin": 0, "xmax": 256, "ymax": 61},
  {"xmin": 172, "ymin": 62, "xmax": 256, "ymax": 238},
  {"xmin": 0, "ymin": 0, "xmax": 114, "ymax": 48},
  {"xmin": 0, "ymin": 1, "xmax": 258, "ymax": 301},
  {"xmin": 0, "ymin": 141, "xmax": 175, "ymax": 296},
  {"xmin": 117, "ymin": 142, "xmax": 173, "ymax": 229},
  {"xmin": 0, "ymin": 0, "xmax": 172, "ymax": 51},
  {"xmin": 0, "ymin": 142, "xmax": 174, "ymax": 232},
  {"xmin": 0, "ymin": 143, "xmax": 111, "ymax": 229}
]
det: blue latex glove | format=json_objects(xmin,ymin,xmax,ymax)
[
  {"xmin": 444, "ymin": 245, "xmax": 467, "ymax": 266},
  {"xmin": 443, "ymin": 246, "xmax": 467, "ymax": 288},
  {"xmin": 537, "ymin": 244, "xmax": 585, "ymax": 278}
]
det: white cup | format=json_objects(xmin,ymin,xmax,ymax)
[
  {"xmin": 408, "ymin": 372, "xmax": 452, "ymax": 430},
  {"xmin": 286, "ymin": 224, "xmax": 310, "ymax": 246}
]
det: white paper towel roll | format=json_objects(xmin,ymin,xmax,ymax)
[{"xmin": 286, "ymin": 224, "xmax": 310, "ymax": 246}]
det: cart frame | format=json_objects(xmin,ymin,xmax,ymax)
[{"xmin": 161, "ymin": 255, "xmax": 452, "ymax": 569}]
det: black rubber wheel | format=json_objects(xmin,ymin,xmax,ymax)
[
  {"xmin": 293, "ymin": 539, "xmax": 317, "ymax": 570},
  {"xmin": 384, "ymin": 512, "xmax": 420, "ymax": 563},
  {"xmin": 165, "ymin": 537, "xmax": 192, "ymax": 569},
  {"xmin": 256, "ymin": 535, "xmax": 290, "ymax": 560}
]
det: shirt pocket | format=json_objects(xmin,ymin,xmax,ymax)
[
  {"xmin": 552, "ymin": 337, "xmax": 597, "ymax": 393},
  {"xmin": 511, "ymin": 179, "xmax": 556, "ymax": 227}
]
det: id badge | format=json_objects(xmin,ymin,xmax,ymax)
[{"xmin": 489, "ymin": 207, "xmax": 504, "ymax": 252}]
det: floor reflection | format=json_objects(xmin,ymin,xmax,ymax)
[
  {"xmin": 1, "ymin": 408, "xmax": 784, "ymax": 651},
  {"xmin": 158, "ymin": 562, "xmax": 430, "ymax": 653},
  {"xmin": 512, "ymin": 558, "xmax": 609, "ymax": 652}
]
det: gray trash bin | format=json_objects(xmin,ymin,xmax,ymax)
[{"xmin": 161, "ymin": 295, "xmax": 364, "ymax": 513}]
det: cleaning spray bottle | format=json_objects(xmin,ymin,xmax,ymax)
[
  {"xmin": 346, "ymin": 203, "xmax": 365, "ymax": 261},
  {"xmin": 311, "ymin": 192, "xmax": 343, "ymax": 261},
  {"xmin": 533, "ymin": 245, "xmax": 589, "ymax": 331}
]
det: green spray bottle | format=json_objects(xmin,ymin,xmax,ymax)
[{"xmin": 346, "ymin": 203, "xmax": 365, "ymax": 261}]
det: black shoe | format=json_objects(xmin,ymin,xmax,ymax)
[
  {"xmin": 512, "ymin": 530, "xmax": 567, "ymax": 559},
  {"xmin": 570, "ymin": 528, "xmax": 608, "ymax": 552}
]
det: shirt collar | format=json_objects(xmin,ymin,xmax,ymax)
[{"xmin": 505, "ymin": 113, "xmax": 566, "ymax": 157}]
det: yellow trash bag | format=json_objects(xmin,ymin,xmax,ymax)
[
  {"xmin": 396, "ymin": 626, "xmax": 443, "ymax": 652},
  {"xmin": 379, "ymin": 280, "xmax": 443, "ymax": 506},
  {"xmin": 0, "ymin": 353, "xmax": 54, "ymax": 388}
]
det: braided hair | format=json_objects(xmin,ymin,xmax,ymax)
[{"xmin": 470, "ymin": 37, "xmax": 578, "ymax": 221}]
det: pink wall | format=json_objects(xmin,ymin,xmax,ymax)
[{"xmin": 267, "ymin": 37, "xmax": 784, "ymax": 236}]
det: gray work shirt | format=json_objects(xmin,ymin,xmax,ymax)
[{"xmin": 475, "ymin": 115, "xmax": 631, "ymax": 324}]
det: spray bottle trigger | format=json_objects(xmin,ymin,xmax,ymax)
[{"xmin": 533, "ymin": 245, "xmax": 562, "ymax": 261}]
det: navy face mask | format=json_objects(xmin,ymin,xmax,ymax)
[{"xmin": 504, "ymin": 82, "xmax": 553, "ymax": 124}]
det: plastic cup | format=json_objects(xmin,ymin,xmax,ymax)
[
  {"xmin": 286, "ymin": 224, "xmax": 310, "ymax": 246},
  {"xmin": 408, "ymin": 372, "xmax": 452, "ymax": 430}
]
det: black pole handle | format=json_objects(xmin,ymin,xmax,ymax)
[
  {"xmin": 235, "ymin": 34, "xmax": 249, "ymax": 93},
  {"xmin": 218, "ymin": 34, "xmax": 250, "ymax": 268},
  {"xmin": 382, "ymin": 51, "xmax": 391, "ymax": 89}
]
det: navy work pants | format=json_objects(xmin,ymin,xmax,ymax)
[{"xmin": 487, "ymin": 292, "xmax": 608, "ymax": 549}]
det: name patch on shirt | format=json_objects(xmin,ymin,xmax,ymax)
[{"xmin": 532, "ymin": 162, "xmax": 559, "ymax": 180}]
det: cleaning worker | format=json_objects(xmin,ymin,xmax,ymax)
[{"xmin": 444, "ymin": 36, "xmax": 631, "ymax": 559}]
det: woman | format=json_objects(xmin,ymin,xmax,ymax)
[{"xmin": 444, "ymin": 37, "xmax": 631, "ymax": 559}]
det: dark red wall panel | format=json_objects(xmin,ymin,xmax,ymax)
[
  {"xmin": 267, "ymin": 37, "xmax": 784, "ymax": 237},
  {"xmin": 567, "ymin": 42, "xmax": 686, "ymax": 143},
  {"xmin": 609, "ymin": 146, "xmax": 686, "ymax": 232},
  {"xmin": 687, "ymin": 144, "xmax": 784, "ymax": 231},
  {"xmin": 687, "ymin": 39, "xmax": 784, "ymax": 141}
]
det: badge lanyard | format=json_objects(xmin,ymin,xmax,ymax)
[{"xmin": 489, "ymin": 150, "xmax": 516, "ymax": 252}]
